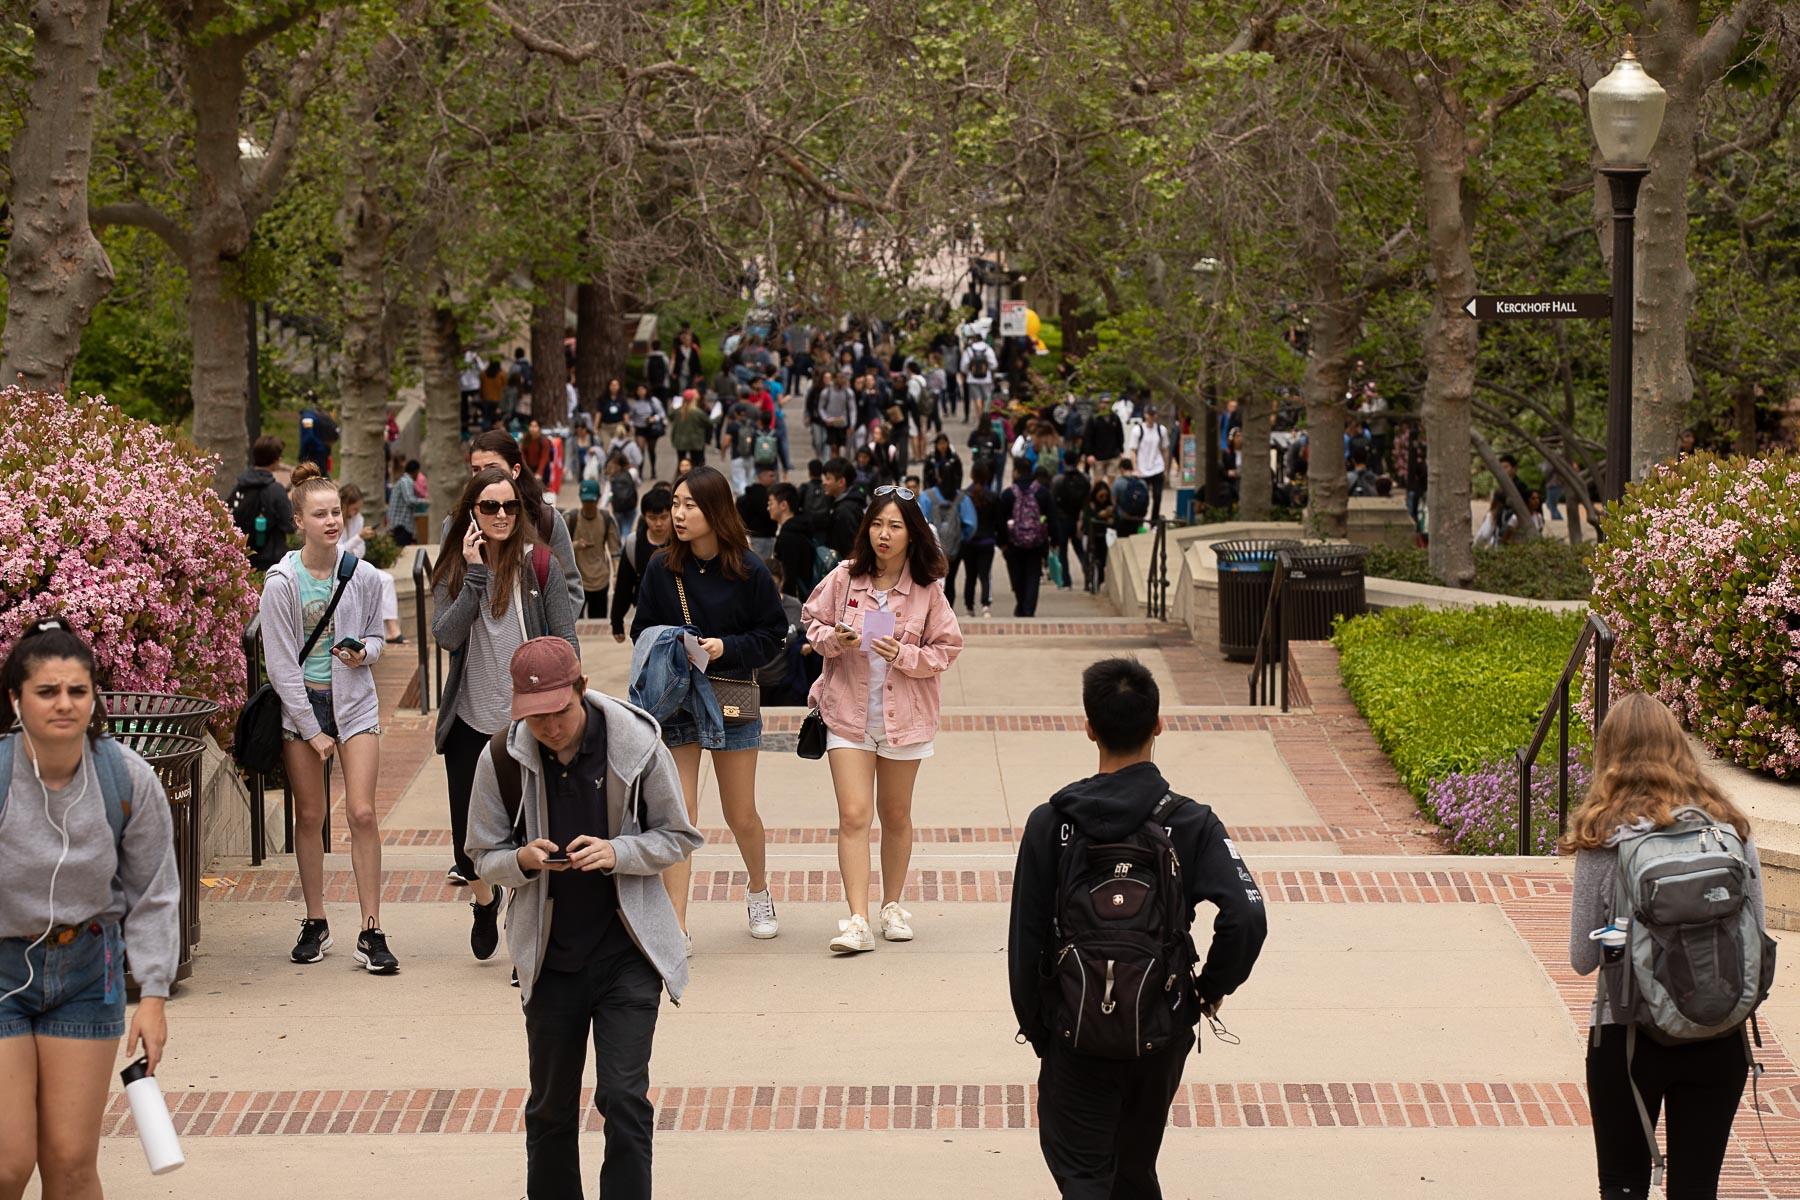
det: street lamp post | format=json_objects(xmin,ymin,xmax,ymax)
[{"xmin": 1588, "ymin": 38, "xmax": 1666, "ymax": 502}]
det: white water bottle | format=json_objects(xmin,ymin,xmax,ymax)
[{"xmin": 120, "ymin": 1058, "xmax": 185, "ymax": 1175}]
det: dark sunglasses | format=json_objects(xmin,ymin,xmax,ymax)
[
  {"xmin": 873, "ymin": 485, "xmax": 916, "ymax": 501},
  {"xmin": 475, "ymin": 500, "xmax": 522, "ymax": 516}
]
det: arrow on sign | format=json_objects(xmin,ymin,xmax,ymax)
[{"xmin": 1463, "ymin": 294, "xmax": 1611, "ymax": 320}]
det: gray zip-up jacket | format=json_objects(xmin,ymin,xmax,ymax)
[
  {"xmin": 441, "ymin": 507, "xmax": 585, "ymax": 620},
  {"xmin": 431, "ymin": 559, "xmax": 578, "ymax": 751},
  {"xmin": 260, "ymin": 552, "xmax": 389, "ymax": 740},
  {"xmin": 464, "ymin": 691, "xmax": 703, "ymax": 1005}
]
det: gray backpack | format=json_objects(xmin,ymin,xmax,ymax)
[{"xmin": 1602, "ymin": 807, "xmax": 1777, "ymax": 1184}]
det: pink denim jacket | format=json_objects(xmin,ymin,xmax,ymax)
[{"xmin": 803, "ymin": 563, "xmax": 965, "ymax": 746}]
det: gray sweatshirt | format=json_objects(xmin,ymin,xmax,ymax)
[
  {"xmin": 431, "ymin": 559, "xmax": 578, "ymax": 750},
  {"xmin": 260, "ymin": 552, "xmax": 389, "ymax": 741},
  {"xmin": 0, "ymin": 739, "xmax": 181, "ymax": 997},
  {"xmin": 464, "ymin": 691, "xmax": 703, "ymax": 1005},
  {"xmin": 1569, "ymin": 827, "xmax": 1765, "ymax": 1026}
]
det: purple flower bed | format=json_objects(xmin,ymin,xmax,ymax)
[{"xmin": 1427, "ymin": 752, "xmax": 1591, "ymax": 856}]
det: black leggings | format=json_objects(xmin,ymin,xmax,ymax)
[
  {"xmin": 961, "ymin": 543, "xmax": 995, "ymax": 611},
  {"xmin": 1586, "ymin": 1024, "xmax": 1747, "ymax": 1200},
  {"xmin": 442, "ymin": 716, "xmax": 494, "ymax": 882}
]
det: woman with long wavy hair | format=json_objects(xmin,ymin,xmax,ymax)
[{"xmin": 1564, "ymin": 691, "xmax": 1764, "ymax": 1200}]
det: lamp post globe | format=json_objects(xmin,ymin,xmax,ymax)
[{"xmin": 1588, "ymin": 41, "xmax": 1668, "ymax": 167}]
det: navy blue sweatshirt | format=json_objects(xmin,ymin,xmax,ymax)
[
  {"xmin": 1008, "ymin": 761, "xmax": 1268, "ymax": 1051},
  {"xmin": 630, "ymin": 549, "xmax": 786, "ymax": 674}
]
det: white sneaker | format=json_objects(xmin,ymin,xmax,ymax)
[
  {"xmin": 683, "ymin": 930, "xmax": 693, "ymax": 959},
  {"xmin": 746, "ymin": 889, "xmax": 779, "ymax": 939},
  {"xmin": 879, "ymin": 902, "xmax": 914, "ymax": 942},
  {"xmin": 830, "ymin": 914, "xmax": 875, "ymax": 954}
]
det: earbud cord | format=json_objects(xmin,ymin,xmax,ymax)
[{"xmin": 0, "ymin": 729, "xmax": 91, "ymax": 1007}]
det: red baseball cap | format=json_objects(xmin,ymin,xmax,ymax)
[{"xmin": 509, "ymin": 637, "xmax": 583, "ymax": 719}]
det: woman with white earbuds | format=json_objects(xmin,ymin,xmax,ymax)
[{"xmin": 0, "ymin": 617, "xmax": 179, "ymax": 1199}]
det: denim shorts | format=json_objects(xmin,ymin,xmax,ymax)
[
  {"xmin": 0, "ymin": 921, "xmax": 126, "ymax": 1040},
  {"xmin": 284, "ymin": 687, "xmax": 380, "ymax": 742},
  {"xmin": 660, "ymin": 714, "xmax": 764, "ymax": 752}
]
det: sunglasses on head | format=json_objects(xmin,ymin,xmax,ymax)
[
  {"xmin": 475, "ymin": 500, "xmax": 522, "ymax": 516},
  {"xmin": 873, "ymin": 485, "xmax": 916, "ymax": 501}
]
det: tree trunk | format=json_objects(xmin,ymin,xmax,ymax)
[
  {"xmin": 1417, "ymin": 103, "xmax": 1477, "ymax": 586},
  {"xmin": 185, "ymin": 16, "xmax": 254, "ymax": 493},
  {"xmin": 1734, "ymin": 385, "xmax": 1758, "ymax": 455},
  {"xmin": 1, "ymin": 0, "xmax": 114, "ymax": 394},
  {"xmin": 1058, "ymin": 288, "xmax": 1097, "ymax": 363},
  {"xmin": 1239, "ymin": 392, "xmax": 1272, "ymax": 521},
  {"xmin": 574, "ymin": 282, "xmax": 606, "ymax": 407},
  {"xmin": 530, "ymin": 279, "xmax": 568, "ymax": 426},
  {"xmin": 419, "ymin": 285, "xmax": 466, "ymax": 538},
  {"xmin": 1297, "ymin": 168, "xmax": 1351, "ymax": 540},
  {"xmin": 336, "ymin": 111, "xmax": 392, "ymax": 518}
]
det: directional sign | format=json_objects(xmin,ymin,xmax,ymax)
[{"xmin": 1463, "ymin": 294, "xmax": 1611, "ymax": 320}]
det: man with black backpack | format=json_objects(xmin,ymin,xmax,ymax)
[
  {"xmin": 230, "ymin": 436, "xmax": 296, "ymax": 571},
  {"xmin": 1009, "ymin": 658, "xmax": 1267, "ymax": 1199},
  {"xmin": 1050, "ymin": 453, "xmax": 1091, "ymax": 592}
]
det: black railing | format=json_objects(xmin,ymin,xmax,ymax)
[
  {"xmin": 1145, "ymin": 516, "xmax": 1171, "ymax": 622},
  {"xmin": 1515, "ymin": 613, "xmax": 1614, "ymax": 855},
  {"xmin": 241, "ymin": 616, "xmax": 269, "ymax": 866},
  {"xmin": 1246, "ymin": 558, "xmax": 1292, "ymax": 712},
  {"xmin": 412, "ymin": 547, "xmax": 433, "ymax": 713}
]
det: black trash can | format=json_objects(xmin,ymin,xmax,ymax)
[
  {"xmin": 111, "ymin": 729, "xmax": 208, "ymax": 987},
  {"xmin": 1212, "ymin": 539, "xmax": 1303, "ymax": 661},
  {"xmin": 1279, "ymin": 544, "xmax": 1370, "ymax": 640}
]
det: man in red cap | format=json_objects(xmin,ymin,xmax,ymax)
[{"xmin": 465, "ymin": 636, "xmax": 702, "ymax": 1200}]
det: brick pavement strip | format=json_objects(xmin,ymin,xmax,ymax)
[
  {"xmin": 334, "ymin": 824, "xmax": 1346, "ymax": 848},
  {"xmin": 203, "ymin": 868, "xmax": 1572, "ymax": 905}
]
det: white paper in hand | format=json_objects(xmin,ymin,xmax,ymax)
[
  {"xmin": 859, "ymin": 610, "xmax": 896, "ymax": 649},
  {"xmin": 683, "ymin": 632, "xmax": 713, "ymax": 671}
]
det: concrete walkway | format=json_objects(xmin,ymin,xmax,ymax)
[{"xmin": 75, "ymin": 424, "xmax": 1800, "ymax": 1200}]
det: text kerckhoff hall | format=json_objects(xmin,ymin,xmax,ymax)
[{"xmin": 1497, "ymin": 299, "xmax": 1581, "ymax": 314}]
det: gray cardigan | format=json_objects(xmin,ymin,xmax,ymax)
[
  {"xmin": 441, "ymin": 506, "xmax": 584, "ymax": 617},
  {"xmin": 260, "ymin": 552, "xmax": 389, "ymax": 740},
  {"xmin": 465, "ymin": 691, "xmax": 703, "ymax": 1004},
  {"xmin": 431, "ymin": 557, "xmax": 578, "ymax": 750}
]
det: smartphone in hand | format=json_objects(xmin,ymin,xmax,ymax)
[
  {"xmin": 334, "ymin": 637, "xmax": 365, "ymax": 655},
  {"xmin": 542, "ymin": 850, "xmax": 571, "ymax": 865}
]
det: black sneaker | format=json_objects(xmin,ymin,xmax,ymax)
[
  {"xmin": 446, "ymin": 865, "xmax": 470, "ymax": 887},
  {"xmin": 291, "ymin": 918, "xmax": 331, "ymax": 964},
  {"xmin": 354, "ymin": 921, "xmax": 399, "ymax": 975},
  {"xmin": 471, "ymin": 886, "xmax": 504, "ymax": 961}
]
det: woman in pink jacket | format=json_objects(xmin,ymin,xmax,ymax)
[{"xmin": 804, "ymin": 485, "xmax": 965, "ymax": 954}]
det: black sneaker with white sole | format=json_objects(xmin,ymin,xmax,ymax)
[
  {"xmin": 354, "ymin": 922, "xmax": 399, "ymax": 975},
  {"xmin": 446, "ymin": 865, "xmax": 470, "ymax": 887},
  {"xmin": 471, "ymin": 886, "xmax": 504, "ymax": 961},
  {"xmin": 291, "ymin": 918, "xmax": 331, "ymax": 964}
]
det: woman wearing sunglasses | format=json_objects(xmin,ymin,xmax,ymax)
[
  {"xmin": 432, "ymin": 467, "xmax": 578, "ymax": 962},
  {"xmin": 803, "ymin": 484, "xmax": 964, "ymax": 954}
]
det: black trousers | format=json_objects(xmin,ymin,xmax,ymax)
[
  {"xmin": 945, "ymin": 548, "xmax": 963, "ymax": 604},
  {"xmin": 1144, "ymin": 472, "xmax": 1166, "ymax": 522},
  {"xmin": 441, "ymin": 716, "xmax": 491, "ymax": 881},
  {"xmin": 1005, "ymin": 546, "xmax": 1046, "ymax": 617},
  {"xmin": 1037, "ymin": 1033, "xmax": 1192, "ymax": 1199},
  {"xmin": 583, "ymin": 587, "xmax": 610, "ymax": 620},
  {"xmin": 524, "ymin": 934, "xmax": 663, "ymax": 1200},
  {"xmin": 1586, "ymin": 1024, "xmax": 1747, "ymax": 1200},
  {"xmin": 961, "ymin": 544, "xmax": 995, "ymax": 611}
]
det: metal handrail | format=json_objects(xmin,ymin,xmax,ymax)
[
  {"xmin": 1514, "ymin": 613, "xmax": 1614, "ymax": 855},
  {"xmin": 241, "ymin": 616, "xmax": 267, "ymax": 866},
  {"xmin": 411, "ymin": 547, "xmax": 433, "ymax": 714},
  {"xmin": 1246, "ymin": 559, "xmax": 1291, "ymax": 712},
  {"xmin": 1144, "ymin": 516, "xmax": 1171, "ymax": 622}
]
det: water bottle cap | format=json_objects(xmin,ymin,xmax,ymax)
[{"xmin": 119, "ymin": 1056, "xmax": 151, "ymax": 1086}]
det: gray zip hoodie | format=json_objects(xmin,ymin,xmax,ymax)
[
  {"xmin": 464, "ymin": 691, "xmax": 703, "ymax": 1005},
  {"xmin": 260, "ymin": 552, "xmax": 389, "ymax": 740}
]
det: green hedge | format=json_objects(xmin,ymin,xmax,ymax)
[
  {"xmin": 1362, "ymin": 540, "xmax": 1592, "ymax": 600},
  {"xmin": 1332, "ymin": 605, "xmax": 1589, "ymax": 799}
]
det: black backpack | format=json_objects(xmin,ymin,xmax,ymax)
[
  {"xmin": 229, "ymin": 478, "xmax": 273, "ymax": 548},
  {"xmin": 1046, "ymin": 793, "xmax": 1198, "ymax": 1059}
]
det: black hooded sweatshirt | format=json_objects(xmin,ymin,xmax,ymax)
[{"xmin": 1008, "ymin": 761, "xmax": 1268, "ymax": 1052}]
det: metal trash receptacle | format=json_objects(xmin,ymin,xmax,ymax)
[
  {"xmin": 1279, "ymin": 545, "xmax": 1370, "ymax": 640},
  {"xmin": 1211, "ymin": 539, "xmax": 1302, "ymax": 661},
  {"xmin": 110, "ymin": 725, "xmax": 209, "ymax": 987}
]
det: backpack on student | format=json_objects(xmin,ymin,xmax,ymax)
[
  {"xmin": 1046, "ymin": 793, "xmax": 1198, "ymax": 1059},
  {"xmin": 1009, "ymin": 483, "xmax": 1048, "ymax": 550},
  {"xmin": 1115, "ymin": 476, "xmax": 1150, "ymax": 521},
  {"xmin": 969, "ymin": 354, "xmax": 991, "ymax": 380},
  {"xmin": 929, "ymin": 490, "xmax": 965, "ymax": 559},
  {"xmin": 609, "ymin": 472, "xmax": 638, "ymax": 514},
  {"xmin": 0, "ymin": 735, "xmax": 134, "ymax": 853},
  {"xmin": 1052, "ymin": 471, "xmax": 1088, "ymax": 520},
  {"xmin": 1600, "ymin": 807, "xmax": 1778, "ymax": 1184},
  {"xmin": 229, "ymin": 478, "xmax": 277, "ymax": 553},
  {"xmin": 753, "ymin": 430, "xmax": 780, "ymax": 468}
]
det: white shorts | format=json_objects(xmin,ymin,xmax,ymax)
[
  {"xmin": 377, "ymin": 570, "xmax": 399, "ymax": 623},
  {"xmin": 825, "ymin": 730, "xmax": 935, "ymax": 761}
]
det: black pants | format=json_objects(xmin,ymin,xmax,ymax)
[
  {"xmin": 1085, "ymin": 534, "xmax": 1109, "ymax": 593},
  {"xmin": 1005, "ymin": 546, "xmax": 1046, "ymax": 617},
  {"xmin": 583, "ymin": 587, "xmax": 610, "ymax": 620},
  {"xmin": 961, "ymin": 543, "xmax": 995, "ymax": 611},
  {"xmin": 524, "ymin": 933, "xmax": 662, "ymax": 1200},
  {"xmin": 1144, "ymin": 472, "xmax": 1166, "ymax": 522},
  {"xmin": 1586, "ymin": 1024, "xmax": 1747, "ymax": 1200},
  {"xmin": 441, "ymin": 716, "xmax": 492, "ymax": 881},
  {"xmin": 945, "ymin": 548, "xmax": 963, "ymax": 604},
  {"xmin": 1037, "ymin": 1032, "xmax": 1192, "ymax": 1199}
]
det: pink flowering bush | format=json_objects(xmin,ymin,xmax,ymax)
[
  {"xmin": 0, "ymin": 387, "xmax": 260, "ymax": 723},
  {"xmin": 1589, "ymin": 452, "xmax": 1800, "ymax": 777},
  {"xmin": 1428, "ymin": 753, "xmax": 1590, "ymax": 856}
]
